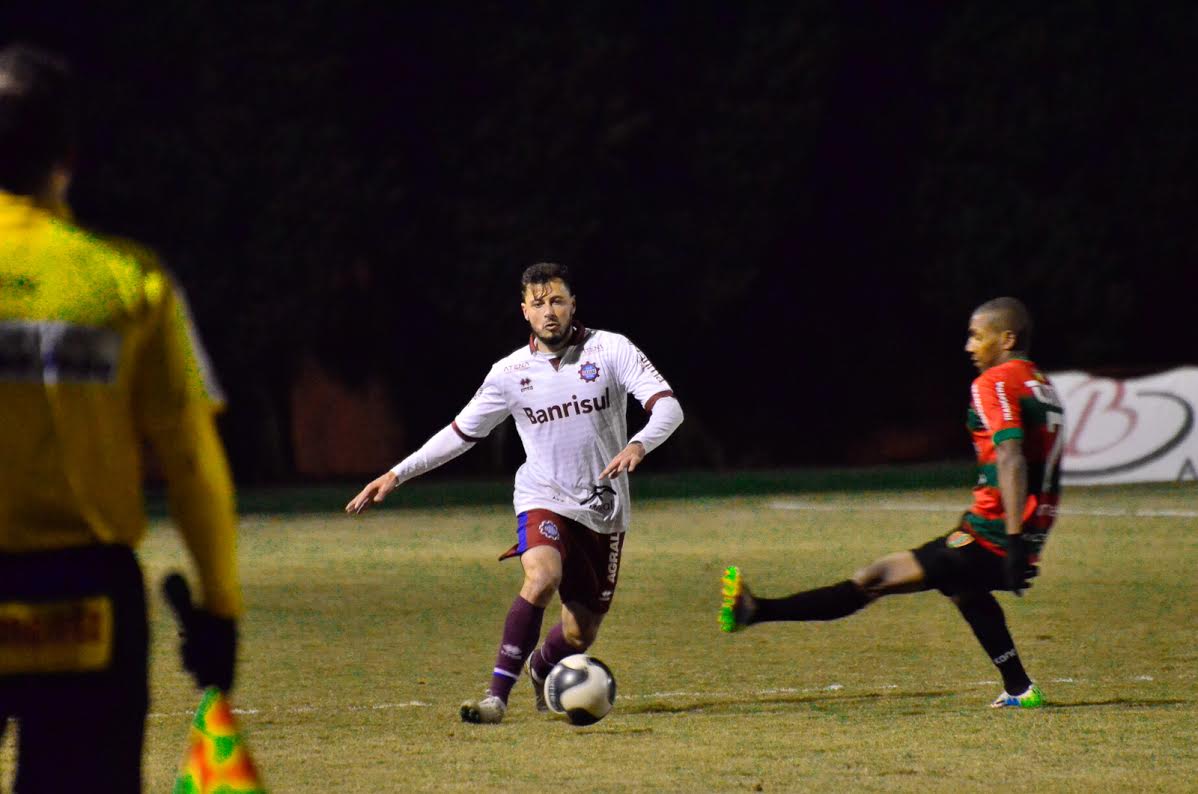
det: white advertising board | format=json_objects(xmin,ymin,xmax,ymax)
[{"xmin": 1050, "ymin": 367, "xmax": 1198, "ymax": 485}]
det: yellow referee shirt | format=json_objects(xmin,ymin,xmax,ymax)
[{"xmin": 0, "ymin": 190, "xmax": 240, "ymax": 617}]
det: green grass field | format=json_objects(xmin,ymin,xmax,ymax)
[{"xmin": 4, "ymin": 480, "xmax": 1197, "ymax": 791}]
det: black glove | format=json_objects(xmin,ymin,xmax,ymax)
[
  {"xmin": 163, "ymin": 573, "xmax": 238, "ymax": 691},
  {"xmin": 1003, "ymin": 535, "xmax": 1039, "ymax": 596}
]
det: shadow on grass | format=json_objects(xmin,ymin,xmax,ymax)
[
  {"xmin": 1047, "ymin": 698, "xmax": 1190, "ymax": 710},
  {"xmin": 574, "ymin": 726, "xmax": 654, "ymax": 736},
  {"xmin": 623, "ymin": 690, "xmax": 956, "ymax": 716}
]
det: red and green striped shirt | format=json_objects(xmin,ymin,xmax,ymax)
[{"xmin": 965, "ymin": 358, "xmax": 1064, "ymax": 557}]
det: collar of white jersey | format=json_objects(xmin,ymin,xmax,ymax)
[{"xmin": 527, "ymin": 323, "xmax": 588, "ymax": 354}]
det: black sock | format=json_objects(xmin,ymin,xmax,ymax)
[
  {"xmin": 956, "ymin": 592, "xmax": 1032, "ymax": 694},
  {"xmin": 752, "ymin": 580, "xmax": 869, "ymax": 623}
]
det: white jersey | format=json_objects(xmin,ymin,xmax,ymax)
[{"xmin": 452, "ymin": 325, "xmax": 674, "ymax": 534}]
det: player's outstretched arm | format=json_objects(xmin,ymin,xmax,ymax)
[
  {"xmin": 344, "ymin": 423, "xmax": 479, "ymax": 515},
  {"xmin": 600, "ymin": 395, "xmax": 685, "ymax": 479},
  {"xmin": 601, "ymin": 393, "xmax": 684, "ymax": 481},
  {"xmin": 345, "ymin": 471, "xmax": 400, "ymax": 514}
]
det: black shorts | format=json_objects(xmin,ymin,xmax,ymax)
[
  {"xmin": 0, "ymin": 544, "xmax": 149, "ymax": 792},
  {"xmin": 912, "ymin": 526, "xmax": 1008, "ymax": 596}
]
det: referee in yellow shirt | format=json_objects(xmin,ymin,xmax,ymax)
[{"xmin": 1, "ymin": 45, "xmax": 242, "ymax": 791}]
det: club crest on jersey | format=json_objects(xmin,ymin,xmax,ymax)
[
  {"xmin": 578, "ymin": 361, "xmax": 601, "ymax": 383},
  {"xmin": 946, "ymin": 530, "xmax": 974, "ymax": 549},
  {"xmin": 538, "ymin": 520, "xmax": 560, "ymax": 541}
]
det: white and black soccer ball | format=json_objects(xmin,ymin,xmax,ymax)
[{"xmin": 545, "ymin": 654, "xmax": 616, "ymax": 725}]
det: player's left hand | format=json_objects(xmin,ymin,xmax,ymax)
[
  {"xmin": 1003, "ymin": 534, "xmax": 1039, "ymax": 596},
  {"xmin": 600, "ymin": 442, "xmax": 646, "ymax": 479}
]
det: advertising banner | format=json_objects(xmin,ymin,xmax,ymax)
[{"xmin": 1050, "ymin": 367, "xmax": 1198, "ymax": 485}]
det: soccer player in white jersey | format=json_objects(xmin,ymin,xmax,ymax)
[{"xmin": 346, "ymin": 262, "xmax": 683, "ymax": 724}]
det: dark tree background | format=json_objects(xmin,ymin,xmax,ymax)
[{"xmin": 4, "ymin": 2, "xmax": 1195, "ymax": 480}]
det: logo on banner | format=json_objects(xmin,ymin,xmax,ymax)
[{"xmin": 1061, "ymin": 377, "xmax": 1194, "ymax": 479}]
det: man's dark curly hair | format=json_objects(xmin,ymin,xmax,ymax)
[{"xmin": 520, "ymin": 262, "xmax": 574, "ymax": 299}]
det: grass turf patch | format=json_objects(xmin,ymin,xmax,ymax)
[{"xmin": 5, "ymin": 483, "xmax": 1194, "ymax": 791}]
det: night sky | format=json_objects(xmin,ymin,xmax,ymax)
[{"xmin": 4, "ymin": 2, "xmax": 1195, "ymax": 479}]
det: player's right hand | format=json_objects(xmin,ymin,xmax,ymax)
[
  {"xmin": 345, "ymin": 471, "xmax": 399, "ymax": 514},
  {"xmin": 1003, "ymin": 534, "xmax": 1038, "ymax": 596}
]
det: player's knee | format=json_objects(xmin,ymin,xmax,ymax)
[
  {"xmin": 850, "ymin": 565, "xmax": 884, "ymax": 598},
  {"xmin": 852, "ymin": 551, "xmax": 921, "ymax": 599},
  {"xmin": 853, "ymin": 567, "xmax": 903, "ymax": 601},
  {"xmin": 521, "ymin": 570, "xmax": 561, "ymax": 603}
]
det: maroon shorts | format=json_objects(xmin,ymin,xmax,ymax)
[{"xmin": 499, "ymin": 509, "xmax": 625, "ymax": 614}]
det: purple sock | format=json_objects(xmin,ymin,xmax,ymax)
[
  {"xmin": 487, "ymin": 596, "xmax": 545, "ymax": 703},
  {"xmin": 529, "ymin": 622, "xmax": 586, "ymax": 681}
]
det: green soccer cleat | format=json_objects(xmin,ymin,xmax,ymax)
[
  {"xmin": 989, "ymin": 683, "xmax": 1045, "ymax": 709},
  {"xmin": 719, "ymin": 565, "xmax": 757, "ymax": 633}
]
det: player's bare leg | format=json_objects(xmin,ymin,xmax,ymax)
[
  {"xmin": 461, "ymin": 546, "xmax": 561, "ymax": 724},
  {"xmin": 527, "ymin": 601, "xmax": 604, "ymax": 712},
  {"xmin": 517, "ymin": 545, "xmax": 563, "ymax": 607},
  {"xmin": 851, "ymin": 551, "xmax": 929, "ymax": 598},
  {"xmin": 721, "ymin": 551, "xmax": 928, "ymax": 632}
]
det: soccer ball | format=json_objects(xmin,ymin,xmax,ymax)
[{"xmin": 545, "ymin": 654, "xmax": 617, "ymax": 725}]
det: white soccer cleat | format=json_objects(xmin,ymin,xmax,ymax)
[
  {"xmin": 526, "ymin": 655, "xmax": 550, "ymax": 713},
  {"xmin": 460, "ymin": 694, "xmax": 507, "ymax": 724}
]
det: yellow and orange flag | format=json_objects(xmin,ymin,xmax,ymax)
[{"xmin": 174, "ymin": 687, "xmax": 267, "ymax": 794}]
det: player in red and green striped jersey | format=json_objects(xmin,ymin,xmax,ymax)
[{"xmin": 721, "ymin": 297, "xmax": 1063, "ymax": 709}]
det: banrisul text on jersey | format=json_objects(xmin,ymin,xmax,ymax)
[{"xmin": 523, "ymin": 388, "xmax": 611, "ymax": 425}]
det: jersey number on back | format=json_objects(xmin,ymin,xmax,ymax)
[{"xmin": 1026, "ymin": 379, "xmax": 1065, "ymax": 492}]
